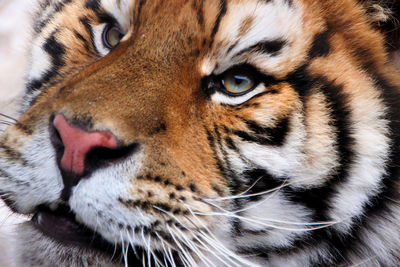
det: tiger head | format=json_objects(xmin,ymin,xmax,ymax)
[{"xmin": 1, "ymin": 0, "xmax": 399, "ymax": 266}]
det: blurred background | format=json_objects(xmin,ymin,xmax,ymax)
[
  {"xmin": 0, "ymin": 1, "xmax": 34, "ymax": 266},
  {"xmin": 0, "ymin": 0, "xmax": 31, "ymax": 119}
]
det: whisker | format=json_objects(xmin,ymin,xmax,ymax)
[
  {"xmin": 148, "ymin": 234, "xmax": 164, "ymax": 267},
  {"xmin": 193, "ymin": 210, "xmax": 343, "ymax": 231},
  {"xmin": 0, "ymin": 113, "xmax": 17, "ymax": 122},
  {"xmin": 120, "ymin": 232, "xmax": 129, "ymax": 267},
  {"xmin": 154, "ymin": 205, "xmax": 228, "ymax": 266},
  {"xmin": 155, "ymin": 233, "xmax": 172, "ymax": 267},
  {"xmin": 140, "ymin": 228, "xmax": 152, "ymax": 266},
  {"xmin": 205, "ymin": 180, "xmax": 292, "ymax": 201},
  {"xmin": 197, "ymin": 231, "xmax": 243, "ymax": 267},
  {"xmin": 183, "ymin": 204, "xmax": 260, "ymax": 266},
  {"xmin": 142, "ymin": 249, "xmax": 146, "ymax": 267},
  {"xmin": 167, "ymin": 225, "xmax": 197, "ymax": 267},
  {"xmin": 349, "ymin": 255, "xmax": 378, "ymax": 267},
  {"xmin": 0, "ymin": 120, "xmax": 14, "ymax": 126},
  {"xmin": 171, "ymin": 225, "xmax": 214, "ymax": 267},
  {"xmin": 126, "ymin": 230, "xmax": 138, "ymax": 262},
  {"xmin": 200, "ymin": 198, "xmax": 343, "ymax": 227}
]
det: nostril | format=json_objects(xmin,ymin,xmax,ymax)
[
  {"xmin": 49, "ymin": 114, "xmax": 140, "ymax": 200},
  {"xmin": 52, "ymin": 114, "xmax": 119, "ymax": 175},
  {"xmin": 85, "ymin": 143, "xmax": 140, "ymax": 172},
  {"xmin": 50, "ymin": 123, "xmax": 65, "ymax": 165}
]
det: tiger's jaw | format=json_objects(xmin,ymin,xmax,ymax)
[
  {"xmin": 15, "ymin": 222, "xmax": 124, "ymax": 267},
  {"xmin": 19, "ymin": 205, "xmax": 182, "ymax": 266}
]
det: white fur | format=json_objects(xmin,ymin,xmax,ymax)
[
  {"xmin": 202, "ymin": 0, "xmax": 304, "ymax": 77},
  {"xmin": 93, "ymin": 23, "xmax": 113, "ymax": 56},
  {"xmin": 27, "ymin": 42, "xmax": 52, "ymax": 82},
  {"xmin": 211, "ymin": 84, "xmax": 265, "ymax": 105},
  {"xmin": 329, "ymin": 83, "xmax": 391, "ymax": 232}
]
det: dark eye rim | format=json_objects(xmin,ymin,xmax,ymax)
[{"xmin": 102, "ymin": 24, "xmax": 124, "ymax": 49}]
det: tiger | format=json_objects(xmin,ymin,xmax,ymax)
[{"xmin": 0, "ymin": 0, "xmax": 399, "ymax": 266}]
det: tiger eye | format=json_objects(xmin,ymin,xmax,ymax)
[
  {"xmin": 222, "ymin": 69, "xmax": 256, "ymax": 95},
  {"xmin": 103, "ymin": 25, "xmax": 124, "ymax": 49}
]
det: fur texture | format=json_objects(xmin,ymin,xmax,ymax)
[{"xmin": 0, "ymin": 0, "xmax": 399, "ymax": 266}]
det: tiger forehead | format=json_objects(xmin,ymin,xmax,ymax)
[
  {"xmin": 126, "ymin": 0, "xmax": 306, "ymax": 76},
  {"xmin": 199, "ymin": 0, "xmax": 306, "ymax": 76}
]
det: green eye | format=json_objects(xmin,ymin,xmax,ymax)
[
  {"xmin": 221, "ymin": 69, "xmax": 256, "ymax": 95},
  {"xmin": 102, "ymin": 25, "xmax": 124, "ymax": 49}
]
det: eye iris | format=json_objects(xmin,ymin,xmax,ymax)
[
  {"xmin": 223, "ymin": 71, "xmax": 255, "ymax": 94},
  {"xmin": 104, "ymin": 26, "xmax": 124, "ymax": 49}
]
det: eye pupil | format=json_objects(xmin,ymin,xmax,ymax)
[
  {"xmin": 234, "ymin": 76, "xmax": 248, "ymax": 85},
  {"xmin": 103, "ymin": 25, "xmax": 124, "ymax": 49}
]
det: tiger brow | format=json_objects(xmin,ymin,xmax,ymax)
[{"xmin": 234, "ymin": 39, "xmax": 288, "ymax": 58}]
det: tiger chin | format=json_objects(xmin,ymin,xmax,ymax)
[{"xmin": 1, "ymin": 0, "xmax": 400, "ymax": 266}]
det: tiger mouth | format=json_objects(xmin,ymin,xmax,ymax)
[
  {"xmin": 31, "ymin": 205, "xmax": 180, "ymax": 266},
  {"xmin": 32, "ymin": 204, "xmax": 115, "ymax": 251}
]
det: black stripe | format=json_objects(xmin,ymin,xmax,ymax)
[
  {"xmin": 27, "ymin": 32, "xmax": 66, "ymax": 92},
  {"xmin": 233, "ymin": 117, "xmax": 290, "ymax": 147},
  {"xmin": 85, "ymin": 0, "xmax": 101, "ymax": 11},
  {"xmin": 231, "ymin": 65, "xmax": 358, "ymax": 262},
  {"xmin": 233, "ymin": 130, "xmax": 273, "ymax": 146},
  {"xmin": 249, "ymin": 68, "xmax": 393, "ymax": 264},
  {"xmin": 206, "ymin": 124, "xmax": 244, "ymax": 198},
  {"xmin": 205, "ymin": 127, "xmax": 227, "ymax": 178},
  {"xmin": 224, "ymin": 136, "xmax": 238, "ymax": 151},
  {"xmin": 285, "ymin": 63, "xmax": 316, "ymax": 97},
  {"xmin": 246, "ymin": 117, "xmax": 290, "ymax": 146},
  {"xmin": 79, "ymin": 17, "xmax": 98, "ymax": 54},
  {"xmin": 308, "ymin": 28, "xmax": 331, "ymax": 58},
  {"xmin": 347, "ymin": 38, "xmax": 400, "ymax": 224},
  {"xmin": 34, "ymin": 0, "xmax": 73, "ymax": 34},
  {"xmin": 74, "ymin": 31, "xmax": 91, "ymax": 52},
  {"xmin": 137, "ymin": 0, "xmax": 147, "ymax": 21},
  {"xmin": 284, "ymin": 78, "xmax": 355, "ymax": 220},
  {"xmin": 237, "ymin": 246, "xmax": 270, "ymax": 261},
  {"xmin": 242, "ymin": 168, "xmax": 285, "ymax": 201},
  {"xmin": 35, "ymin": 18, "xmax": 51, "ymax": 34},
  {"xmin": 285, "ymin": 0, "xmax": 293, "ymax": 6},
  {"xmin": 209, "ymin": 0, "xmax": 227, "ymax": 48},
  {"xmin": 192, "ymin": 0, "xmax": 205, "ymax": 30},
  {"xmin": 85, "ymin": 0, "xmax": 118, "ymax": 26},
  {"xmin": 237, "ymin": 39, "xmax": 287, "ymax": 57},
  {"xmin": 214, "ymin": 123, "xmax": 236, "ymax": 183},
  {"xmin": 54, "ymin": 0, "xmax": 73, "ymax": 12},
  {"xmin": 44, "ymin": 34, "xmax": 66, "ymax": 68}
]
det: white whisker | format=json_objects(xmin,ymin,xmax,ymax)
[
  {"xmin": 183, "ymin": 204, "xmax": 260, "ymax": 267},
  {"xmin": 119, "ymin": 231, "xmax": 129, "ymax": 267},
  {"xmin": 167, "ymin": 225, "xmax": 197, "ymax": 267},
  {"xmin": 200, "ymin": 198, "xmax": 345, "ymax": 228},
  {"xmin": 155, "ymin": 233, "xmax": 172, "ymax": 267},
  {"xmin": 205, "ymin": 180, "xmax": 292, "ymax": 201}
]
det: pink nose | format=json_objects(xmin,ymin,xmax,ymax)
[{"xmin": 53, "ymin": 114, "xmax": 118, "ymax": 175}]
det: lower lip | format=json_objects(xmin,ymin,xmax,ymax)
[
  {"xmin": 32, "ymin": 209, "xmax": 96, "ymax": 245},
  {"xmin": 31, "ymin": 208, "xmax": 147, "ymax": 265},
  {"xmin": 31, "ymin": 208, "xmax": 179, "ymax": 266}
]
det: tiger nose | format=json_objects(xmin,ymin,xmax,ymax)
[{"xmin": 53, "ymin": 114, "xmax": 118, "ymax": 175}]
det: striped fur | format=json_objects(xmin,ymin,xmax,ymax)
[{"xmin": 0, "ymin": 0, "xmax": 399, "ymax": 266}]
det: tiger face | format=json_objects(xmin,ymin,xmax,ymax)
[{"xmin": 1, "ymin": 0, "xmax": 399, "ymax": 266}]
